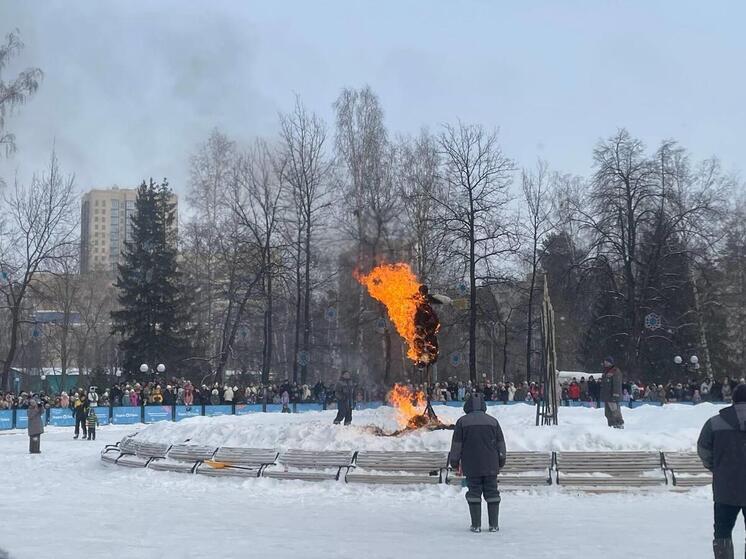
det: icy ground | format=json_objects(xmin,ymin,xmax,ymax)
[{"xmin": 0, "ymin": 404, "xmax": 742, "ymax": 559}]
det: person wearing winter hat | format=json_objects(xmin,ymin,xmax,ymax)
[
  {"xmin": 600, "ymin": 357, "xmax": 624, "ymax": 428},
  {"xmin": 73, "ymin": 393, "xmax": 89, "ymax": 440},
  {"xmin": 86, "ymin": 407, "xmax": 99, "ymax": 441},
  {"xmin": 210, "ymin": 388, "xmax": 220, "ymax": 406},
  {"xmin": 698, "ymin": 383, "xmax": 746, "ymax": 558},
  {"xmin": 27, "ymin": 398, "xmax": 45, "ymax": 454},
  {"xmin": 449, "ymin": 392, "xmax": 506, "ymax": 533}
]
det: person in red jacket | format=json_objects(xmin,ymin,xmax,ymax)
[{"xmin": 568, "ymin": 380, "xmax": 581, "ymax": 402}]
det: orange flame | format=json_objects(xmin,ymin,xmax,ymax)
[
  {"xmin": 356, "ymin": 263, "xmax": 423, "ymax": 362},
  {"xmin": 388, "ymin": 383, "xmax": 426, "ymax": 427}
]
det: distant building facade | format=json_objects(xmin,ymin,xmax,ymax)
[{"xmin": 80, "ymin": 186, "xmax": 139, "ymax": 274}]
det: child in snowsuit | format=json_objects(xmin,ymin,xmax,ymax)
[{"xmin": 86, "ymin": 407, "xmax": 99, "ymax": 440}]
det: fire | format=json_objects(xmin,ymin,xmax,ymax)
[
  {"xmin": 356, "ymin": 263, "xmax": 423, "ymax": 362},
  {"xmin": 388, "ymin": 383, "xmax": 427, "ymax": 428}
]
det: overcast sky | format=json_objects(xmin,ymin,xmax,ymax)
[{"xmin": 1, "ymin": 0, "xmax": 744, "ymax": 199}]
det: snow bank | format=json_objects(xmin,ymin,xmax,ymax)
[{"xmin": 135, "ymin": 402, "xmax": 724, "ymax": 452}]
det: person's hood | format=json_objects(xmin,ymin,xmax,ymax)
[
  {"xmin": 719, "ymin": 403, "xmax": 746, "ymax": 432},
  {"xmin": 463, "ymin": 393, "xmax": 487, "ymax": 413}
]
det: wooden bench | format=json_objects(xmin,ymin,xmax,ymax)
[
  {"xmin": 196, "ymin": 448, "xmax": 278, "ymax": 478},
  {"xmin": 263, "ymin": 450, "xmax": 354, "ymax": 481},
  {"xmin": 345, "ymin": 451, "xmax": 448, "ymax": 484},
  {"xmin": 117, "ymin": 441, "xmax": 171, "ymax": 468},
  {"xmin": 556, "ymin": 451, "xmax": 666, "ymax": 489},
  {"xmin": 101, "ymin": 436, "xmax": 136, "ymax": 465},
  {"xmin": 149, "ymin": 444, "xmax": 217, "ymax": 474},
  {"xmin": 445, "ymin": 451, "xmax": 553, "ymax": 487},
  {"xmin": 662, "ymin": 452, "xmax": 712, "ymax": 487}
]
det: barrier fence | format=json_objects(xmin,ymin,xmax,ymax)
[{"xmin": 0, "ymin": 399, "xmax": 715, "ymax": 430}]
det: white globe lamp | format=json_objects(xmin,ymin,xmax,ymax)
[
  {"xmin": 673, "ymin": 356, "xmax": 683, "ymax": 364},
  {"xmin": 156, "ymin": 363, "xmax": 166, "ymax": 373},
  {"xmin": 690, "ymin": 355, "xmax": 699, "ymax": 365},
  {"xmin": 140, "ymin": 363, "xmax": 149, "ymax": 374}
]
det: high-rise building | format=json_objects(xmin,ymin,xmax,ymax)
[
  {"xmin": 80, "ymin": 186, "xmax": 178, "ymax": 274},
  {"xmin": 80, "ymin": 186, "xmax": 138, "ymax": 274}
]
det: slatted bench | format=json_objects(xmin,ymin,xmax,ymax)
[
  {"xmin": 117, "ymin": 441, "xmax": 171, "ymax": 468},
  {"xmin": 556, "ymin": 451, "xmax": 666, "ymax": 489},
  {"xmin": 445, "ymin": 451, "xmax": 553, "ymax": 487},
  {"xmin": 262, "ymin": 450, "xmax": 355, "ymax": 481},
  {"xmin": 662, "ymin": 452, "xmax": 712, "ymax": 487},
  {"xmin": 149, "ymin": 444, "xmax": 217, "ymax": 474},
  {"xmin": 345, "ymin": 451, "xmax": 448, "ymax": 484},
  {"xmin": 196, "ymin": 448, "xmax": 278, "ymax": 478},
  {"xmin": 101, "ymin": 436, "xmax": 136, "ymax": 465}
]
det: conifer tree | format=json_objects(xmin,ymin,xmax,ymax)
[{"xmin": 112, "ymin": 179, "xmax": 191, "ymax": 374}]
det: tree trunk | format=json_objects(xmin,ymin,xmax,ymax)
[
  {"xmin": 502, "ymin": 324, "xmax": 509, "ymax": 380},
  {"xmin": 526, "ymin": 253, "xmax": 537, "ymax": 383},
  {"xmin": 262, "ymin": 266, "xmax": 273, "ymax": 385},
  {"xmin": 691, "ymin": 272, "xmax": 713, "ymax": 378},
  {"xmin": 301, "ymin": 217, "xmax": 312, "ymax": 384},
  {"xmin": 2, "ymin": 303, "xmax": 22, "ymax": 392},
  {"xmin": 469, "ymin": 234, "xmax": 478, "ymax": 384},
  {"xmin": 383, "ymin": 326, "xmax": 392, "ymax": 385},
  {"xmin": 292, "ymin": 228, "xmax": 302, "ymax": 383},
  {"xmin": 216, "ymin": 276, "xmax": 262, "ymax": 383}
]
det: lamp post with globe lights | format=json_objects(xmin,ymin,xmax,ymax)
[
  {"xmin": 140, "ymin": 363, "xmax": 166, "ymax": 379},
  {"xmin": 673, "ymin": 354, "xmax": 700, "ymax": 377}
]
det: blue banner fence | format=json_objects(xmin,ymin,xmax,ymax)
[{"xmin": 0, "ymin": 399, "xmax": 716, "ymax": 430}]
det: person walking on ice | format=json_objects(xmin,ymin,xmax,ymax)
[
  {"xmin": 333, "ymin": 370, "xmax": 353, "ymax": 426},
  {"xmin": 27, "ymin": 398, "xmax": 44, "ymax": 454},
  {"xmin": 698, "ymin": 383, "xmax": 746, "ymax": 558},
  {"xmin": 601, "ymin": 356, "xmax": 624, "ymax": 428},
  {"xmin": 449, "ymin": 392, "xmax": 506, "ymax": 533}
]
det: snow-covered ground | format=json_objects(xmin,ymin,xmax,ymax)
[{"xmin": 0, "ymin": 404, "xmax": 740, "ymax": 559}]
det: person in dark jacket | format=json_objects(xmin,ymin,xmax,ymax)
[
  {"xmin": 27, "ymin": 398, "xmax": 44, "ymax": 454},
  {"xmin": 449, "ymin": 392, "xmax": 506, "ymax": 532},
  {"xmin": 73, "ymin": 393, "xmax": 89, "ymax": 439},
  {"xmin": 698, "ymin": 383, "xmax": 746, "ymax": 558},
  {"xmin": 333, "ymin": 371, "xmax": 353, "ymax": 425},
  {"xmin": 600, "ymin": 357, "xmax": 624, "ymax": 428}
]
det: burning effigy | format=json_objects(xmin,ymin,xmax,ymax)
[{"xmin": 356, "ymin": 263, "xmax": 453, "ymax": 435}]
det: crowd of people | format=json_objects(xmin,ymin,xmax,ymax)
[
  {"xmin": 1, "ymin": 374, "xmax": 745, "ymax": 412},
  {"xmin": 557, "ymin": 375, "xmax": 746, "ymax": 405}
]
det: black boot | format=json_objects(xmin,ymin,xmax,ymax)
[
  {"xmin": 713, "ymin": 538, "xmax": 733, "ymax": 559},
  {"xmin": 468, "ymin": 503, "xmax": 481, "ymax": 532},
  {"xmin": 487, "ymin": 502, "xmax": 500, "ymax": 532}
]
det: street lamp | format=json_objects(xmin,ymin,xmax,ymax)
[
  {"xmin": 140, "ymin": 363, "xmax": 149, "ymax": 374},
  {"xmin": 156, "ymin": 363, "xmax": 166, "ymax": 374}
]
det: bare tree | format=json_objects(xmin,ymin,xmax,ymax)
[
  {"xmin": 520, "ymin": 160, "xmax": 556, "ymax": 382},
  {"xmin": 573, "ymin": 130, "xmax": 726, "ymax": 376},
  {"xmin": 33, "ymin": 250, "xmax": 80, "ymax": 388},
  {"xmin": 186, "ymin": 129, "xmax": 235, "ymax": 364},
  {"xmin": 436, "ymin": 122, "xmax": 517, "ymax": 383},
  {"xmin": 333, "ymin": 86, "xmax": 389, "ymax": 378},
  {"xmin": 399, "ymin": 130, "xmax": 448, "ymax": 284},
  {"xmin": 0, "ymin": 29, "xmax": 42, "ymax": 157},
  {"xmin": 230, "ymin": 140, "xmax": 286, "ymax": 383},
  {"xmin": 0, "ymin": 151, "xmax": 77, "ymax": 390},
  {"xmin": 74, "ymin": 270, "xmax": 117, "ymax": 375},
  {"xmin": 279, "ymin": 97, "xmax": 330, "ymax": 384}
]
